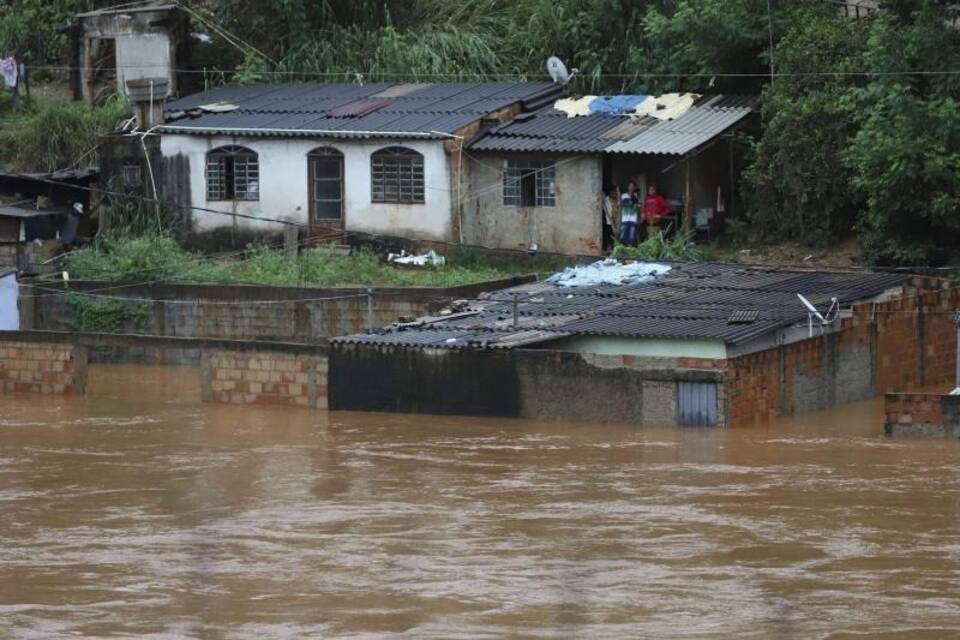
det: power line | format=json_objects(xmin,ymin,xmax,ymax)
[{"xmin": 23, "ymin": 63, "xmax": 960, "ymax": 78}]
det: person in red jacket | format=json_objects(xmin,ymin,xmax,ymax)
[{"xmin": 642, "ymin": 184, "xmax": 672, "ymax": 232}]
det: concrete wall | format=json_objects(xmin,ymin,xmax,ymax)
[
  {"xmin": 329, "ymin": 343, "xmax": 726, "ymax": 426},
  {"xmin": 546, "ymin": 335, "xmax": 727, "ymax": 358},
  {"xmin": 78, "ymin": 8, "xmax": 183, "ymax": 101},
  {"xmin": 203, "ymin": 349, "xmax": 328, "ymax": 408},
  {"xmin": 159, "ymin": 135, "xmax": 454, "ymax": 240},
  {"xmin": 0, "ymin": 337, "xmax": 87, "ymax": 394},
  {"xmin": 515, "ymin": 351, "xmax": 726, "ymax": 426},
  {"xmin": 462, "ymin": 152, "xmax": 603, "ymax": 255},
  {"xmin": 728, "ymin": 284, "xmax": 960, "ymax": 426}
]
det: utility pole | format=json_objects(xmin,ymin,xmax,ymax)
[{"xmin": 954, "ymin": 311, "xmax": 960, "ymax": 391}]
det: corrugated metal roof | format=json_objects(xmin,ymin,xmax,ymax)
[
  {"xmin": 468, "ymin": 95, "xmax": 756, "ymax": 155},
  {"xmin": 162, "ymin": 82, "xmax": 564, "ymax": 139},
  {"xmin": 332, "ymin": 263, "xmax": 908, "ymax": 350}
]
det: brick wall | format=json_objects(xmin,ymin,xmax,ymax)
[
  {"xmin": 728, "ymin": 285, "xmax": 960, "ymax": 427},
  {"xmin": 0, "ymin": 339, "xmax": 87, "ymax": 394},
  {"xmin": 203, "ymin": 348, "xmax": 328, "ymax": 408},
  {"xmin": 884, "ymin": 392, "xmax": 960, "ymax": 437}
]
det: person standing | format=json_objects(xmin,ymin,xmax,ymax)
[
  {"xmin": 642, "ymin": 184, "xmax": 672, "ymax": 235},
  {"xmin": 618, "ymin": 188, "xmax": 638, "ymax": 246}
]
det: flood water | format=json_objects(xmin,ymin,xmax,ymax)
[{"xmin": 2, "ymin": 364, "xmax": 960, "ymax": 639}]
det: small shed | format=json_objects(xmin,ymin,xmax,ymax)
[{"xmin": 66, "ymin": 2, "xmax": 190, "ymax": 104}]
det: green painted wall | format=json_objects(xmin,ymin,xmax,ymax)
[{"xmin": 547, "ymin": 335, "xmax": 727, "ymax": 359}]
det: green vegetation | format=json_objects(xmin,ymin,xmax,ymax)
[
  {"xmin": 0, "ymin": 95, "xmax": 130, "ymax": 171},
  {"xmin": 62, "ymin": 234, "xmax": 575, "ymax": 288},
  {"xmin": 65, "ymin": 292, "xmax": 150, "ymax": 332},
  {"xmin": 3, "ymin": 0, "xmax": 959, "ymax": 265},
  {"xmin": 610, "ymin": 231, "xmax": 702, "ymax": 262}
]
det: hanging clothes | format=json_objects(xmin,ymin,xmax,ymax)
[{"xmin": 0, "ymin": 57, "xmax": 18, "ymax": 89}]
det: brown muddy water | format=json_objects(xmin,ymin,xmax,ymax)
[{"xmin": 2, "ymin": 364, "xmax": 960, "ymax": 639}]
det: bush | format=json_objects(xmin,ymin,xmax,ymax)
[{"xmin": 610, "ymin": 230, "xmax": 702, "ymax": 262}]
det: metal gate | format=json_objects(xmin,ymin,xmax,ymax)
[{"xmin": 678, "ymin": 382, "xmax": 718, "ymax": 427}]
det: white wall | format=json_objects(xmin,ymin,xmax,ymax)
[
  {"xmin": 159, "ymin": 135, "xmax": 455, "ymax": 241},
  {"xmin": 116, "ymin": 33, "xmax": 172, "ymax": 95},
  {"xmin": 0, "ymin": 273, "xmax": 19, "ymax": 331}
]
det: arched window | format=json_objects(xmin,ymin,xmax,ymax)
[
  {"xmin": 308, "ymin": 147, "xmax": 344, "ymax": 221},
  {"xmin": 370, "ymin": 146, "xmax": 424, "ymax": 204},
  {"xmin": 206, "ymin": 145, "xmax": 259, "ymax": 201}
]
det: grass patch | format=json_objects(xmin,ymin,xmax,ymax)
[{"xmin": 63, "ymin": 235, "xmax": 577, "ymax": 288}]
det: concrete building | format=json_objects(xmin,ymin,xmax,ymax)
[
  {"xmin": 67, "ymin": 2, "xmax": 190, "ymax": 104},
  {"xmin": 465, "ymin": 95, "xmax": 755, "ymax": 254},
  {"xmin": 329, "ymin": 263, "xmax": 960, "ymax": 427},
  {"xmin": 101, "ymin": 83, "xmax": 752, "ymax": 254}
]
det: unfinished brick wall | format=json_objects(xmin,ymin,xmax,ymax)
[
  {"xmin": 728, "ymin": 285, "xmax": 960, "ymax": 427},
  {"xmin": 885, "ymin": 392, "xmax": 945, "ymax": 430},
  {"xmin": 0, "ymin": 340, "xmax": 87, "ymax": 394},
  {"xmin": 202, "ymin": 349, "xmax": 328, "ymax": 408}
]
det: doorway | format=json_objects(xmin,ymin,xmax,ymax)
[{"xmin": 308, "ymin": 147, "xmax": 344, "ymax": 242}]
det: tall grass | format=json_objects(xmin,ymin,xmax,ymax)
[
  {"xmin": 0, "ymin": 93, "xmax": 130, "ymax": 172},
  {"xmin": 63, "ymin": 235, "xmax": 574, "ymax": 287}
]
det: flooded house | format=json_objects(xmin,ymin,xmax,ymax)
[
  {"xmin": 100, "ymin": 82, "xmax": 752, "ymax": 254},
  {"xmin": 329, "ymin": 262, "xmax": 958, "ymax": 428},
  {"xmin": 66, "ymin": 2, "xmax": 190, "ymax": 104}
]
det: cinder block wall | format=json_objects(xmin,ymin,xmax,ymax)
[
  {"xmin": 0, "ymin": 340, "xmax": 87, "ymax": 394},
  {"xmin": 885, "ymin": 392, "xmax": 960, "ymax": 437},
  {"xmin": 202, "ymin": 349, "xmax": 328, "ymax": 408},
  {"xmin": 728, "ymin": 285, "xmax": 960, "ymax": 426},
  {"xmin": 22, "ymin": 280, "xmax": 529, "ymax": 341}
]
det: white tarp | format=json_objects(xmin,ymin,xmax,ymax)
[
  {"xmin": 0, "ymin": 272, "xmax": 19, "ymax": 330},
  {"xmin": 547, "ymin": 259, "xmax": 671, "ymax": 287},
  {"xmin": 387, "ymin": 250, "xmax": 446, "ymax": 267}
]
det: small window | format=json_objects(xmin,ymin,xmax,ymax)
[
  {"xmin": 503, "ymin": 159, "xmax": 556, "ymax": 207},
  {"xmin": 206, "ymin": 145, "xmax": 259, "ymax": 201},
  {"xmin": 371, "ymin": 146, "xmax": 424, "ymax": 204},
  {"xmin": 678, "ymin": 382, "xmax": 718, "ymax": 427},
  {"xmin": 121, "ymin": 160, "xmax": 143, "ymax": 190}
]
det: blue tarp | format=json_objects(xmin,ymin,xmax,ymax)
[{"xmin": 588, "ymin": 95, "xmax": 647, "ymax": 116}]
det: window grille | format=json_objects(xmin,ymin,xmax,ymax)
[
  {"xmin": 121, "ymin": 161, "xmax": 143, "ymax": 189},
  {"xmin": 503, "ymin": 159, "xmax": 556, "ymax": 207},
  {"xmin": 371, "ymin": 146, "xmax": 424, "ymax": 204},
  {"xmin": 206, "ymin": 146, "xmax": 259, "ymax": 201}
]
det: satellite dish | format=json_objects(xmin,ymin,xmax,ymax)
[
  {"xmin": 547, "ymin": 56, "xmax": 571, "ymax": 85},
  {"xmin": 797, "ymin": 293, "xmax": 825, "ymax": 323}
]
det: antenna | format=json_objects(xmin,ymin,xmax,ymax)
[
  {"xmin": 547, "ymin": 56, "xmax": 576, "ymax": 85},
  {"xmin": 797, "ymin": 294, "xmax": 840, "ymax": 338}
]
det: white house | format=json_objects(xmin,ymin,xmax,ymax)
[{"xmin": 150, "ymin": 82, "xmax": 563, "ymax": 244}]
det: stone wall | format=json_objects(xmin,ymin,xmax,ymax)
[
  {"xmin": 21, "ymin": 278, "xmax": 530, "ymax": 341},
  {"xmin": 0, "ymin": 338, "xmax": 87, "ymax": 394},
  {"xmin": 202, "ymin": 348, "xmax": 328, "ymax": 408},
  {"xmin": 885, "ymin": 392, "xmax": 960, "ymax": 438},
  {"xmin": 728, "ymin": 284, "xmax": 960, "ymax": 427}
]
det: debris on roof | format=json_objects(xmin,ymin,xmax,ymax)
[
  {"xmin": 333, "ymin": 263, "xmax": 908, "ymax": 350},
  {"xmin": 555, "ymin": 93, "xmax": 700, "ymax": 120},
  {"xmin": 545, "ymin": 259, "xmax": 671, "ymax": 288},
  {"xmin": 469, "ymin": 95, "xmax": 755, "ymax": 155}
]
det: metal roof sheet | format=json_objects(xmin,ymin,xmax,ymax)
[
  {"xmin": 332, "ymin": 263, "xmax": 910, "ymax": 350},
  {"xmin": 468, "ymin": 96, "xmax": 756, "ymax": 155},
  {"xmin": 163, "ymin": 82, "xmax": 564, "ymax": 138}
]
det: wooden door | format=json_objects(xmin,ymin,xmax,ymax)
[{"xmin": 308, "ymin": 148, "xmax": 344, "ymax": 243}]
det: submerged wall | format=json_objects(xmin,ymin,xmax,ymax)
[
  {"xmin": 728, "ymin": 285, "xmax": 960, "ymax": 426},
  {"xmin": 0, "ymin": 335, "xmax": 87, "ymax": 394},
  {"xmin": 21, "ymin": 279, "xmax": 528, "ymax": 342},
  {"xmin": 885, "ymin": 392, "xmax": 960, "ymax": 438}
]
